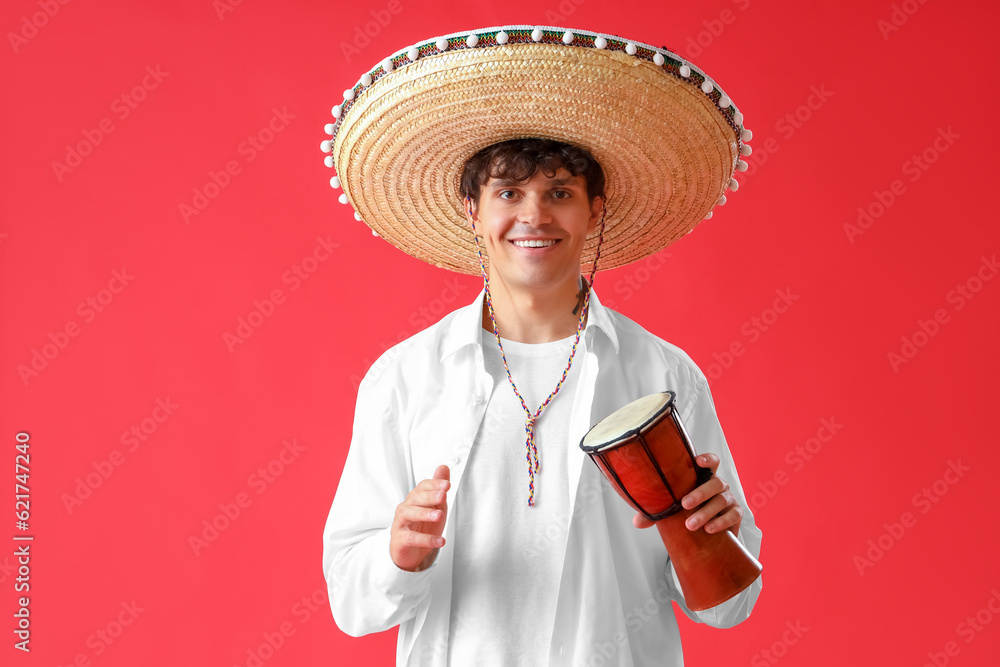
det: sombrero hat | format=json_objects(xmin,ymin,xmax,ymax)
[{"xmin": 321, "ymin": 25, "xmax": 751, "ymax": 275}]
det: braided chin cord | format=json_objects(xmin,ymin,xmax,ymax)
[{"xmin": 466, "ymin": 196, "xmax": 607, "ymax": 506}]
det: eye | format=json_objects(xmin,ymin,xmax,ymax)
[
  {"xmin": 552, "ymin": 190, "xmax": 571, "ymax": 199},
  {"xmin": 499, "ymin": 190, "xmax": 517, "ymax": 199}
]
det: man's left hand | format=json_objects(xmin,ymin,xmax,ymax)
[{"xmin": 632, "ymin": 453, "xmax": 743, "ymax": 536}]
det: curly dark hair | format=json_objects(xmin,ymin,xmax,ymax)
[{"xmin": 459, "ymin": 138, "xmax": 606, "ymax": 207}]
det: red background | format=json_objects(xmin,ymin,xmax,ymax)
[{"xmin": 2, "ymin": 0, "xmax": 999, "ymax": 665}]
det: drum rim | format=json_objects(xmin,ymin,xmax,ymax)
[{"xmin": 579, "ymin": 390, "xmax": 676, "ymax": 453}]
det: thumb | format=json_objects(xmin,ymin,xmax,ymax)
[{"xmin": 433, "ymin": 464, "xmax": 451, "ymax": 482}]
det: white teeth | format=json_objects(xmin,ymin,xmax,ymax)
[{"xmin": 512, "ymin": 239, "xmax": 557, "ymax": 248}]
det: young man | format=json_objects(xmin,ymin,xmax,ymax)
[{"xmin": 322, "ymin": 27, "xmax": 760, "ymax": 666}]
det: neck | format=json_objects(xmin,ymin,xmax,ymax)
[{"xmin": 482, "ymin": 273, "xmax": 589, "ymax": 343}]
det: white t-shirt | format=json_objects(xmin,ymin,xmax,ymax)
[{"xmin": 447, "ymin": 328, "xmax": 583, "ymax": 665}]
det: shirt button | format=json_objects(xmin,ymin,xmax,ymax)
[
  {"xmin": 474, "ymin": 393, "xmax": 485, "ymax": 404},
  {"xmin": 448, "ymin": 456, "xmax": 461, "ymax": 466}
]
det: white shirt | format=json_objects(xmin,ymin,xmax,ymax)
[
  {"xmin": 323, "ymin": 289, "xmax": 763, "ymax": 667},
  {"xmin": 447, "ymin": 331, "xmax": 579, "ymax": 664}
]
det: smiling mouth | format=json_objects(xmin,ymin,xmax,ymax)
[{"xmin": 510, "ymin": 239, "xmax": 559, "ymax": 248}]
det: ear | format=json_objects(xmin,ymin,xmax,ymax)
[
  {"xmin": 464, "ymin": 196, "xmax": 477, "ymax": 224},
  {"xmin": 588, "ymin": 196, "xmax": 605, "ymax": 234}
]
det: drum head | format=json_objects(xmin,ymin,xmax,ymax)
[{"xmin": 581, "ymin": 392, "xmax": 675, "ymax": 452}]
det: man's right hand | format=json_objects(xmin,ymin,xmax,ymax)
[{"xmin": 390, "ymin": 464, "xmax": 450, "ymax": 572}]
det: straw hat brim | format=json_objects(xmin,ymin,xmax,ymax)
[{"xmin": 327, "ymin": 26, "xmax": 749, "ymax": 275}]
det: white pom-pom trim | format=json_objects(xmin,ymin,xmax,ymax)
[
  {"xmin": 653, "ymin": 53, "xmax": 664, "ymax": 66},
  {"xmin": 370, "ymin": 226, "xmax": 378, "ymax": 234},
  {"xmin": 562, "ymin": 31, "xmax": 574, "ymax": 44},
  {"xmin": 740, "ymin": 144, "xmax": 752, "ymax": 156},
  {"xmin": 466, "ymin": 34, "xmax": 478, "ymax": 47},
  {"xmin": 594, "ymin": 36, "xmax": 607, "ymax": 49},
  {"xmin": 320, "ymin": 140, "xmax": 332, "ymax": 152},
  {"xmin": 332, "ymin": 105, "xmax": 341, "ymax": 118},
  {"xmin": 324, "ymin": 123, "xmax": 335, "ymax": 135},
  {"xmin": 736, "ymin": 160, "xmax": 748, "ymax": 172},
  {"xmin": 408, "ymin": 46, "xmax": 419, "ymax": 61},
  {"xmin": 338, "ymin": 193, "xmax": 349, "ymax": 204},
  {"xmin": 728, "ymin": 178, "xmax": 739, "ymax": 191},
  {"xmin": 704, "ymin": 211, "xmax": 714, "ymax": 219},
  {"xmin": 625, "ymin": 43, "xmax": 637, "ymax": 55},
  {"xmin": 717, "ymin": 195, "xmax": 727, "ymax": 206},
  {"xmin": 330, "ymin": 175, "xmax": 340, "ymax": 188},
  {"xmin": 741, "ymin": 129, "xmax": 753, "ymax": 142},
  {"xmin": 679, "ymin": 65, "xmax": 691, "ymax": 77},
  {"xmin": 497, "ymin": 31, "xmax": 509, "ymax": 44},
  {"xmin": 437, "ymin": 37, "xmax": 449, "ymax": 51},
  {"xmin": 719, "ymin": 96, "xmax": 731, "ymax": 108},
  {"xmin": 733, "ymin": 111, "xmax": 743, "ymax": 125},
  {"xmin": 324, "ymin": 156, "xmax": 334, "ymax": 168},
  {"xmin": 531, "ymin": 28, "xmax": 543, "ymax": 42},
  {"xmin": 382, "ymin": 58, "xmax": 393, "ymax": 73},
  {"xmin": 701, "ymin": 80, "xmax": 713, "ymax": 94},
  {"xmin": 360, "ymin": 73, "xmax": 372, "ymax": 87},
  {"xmin": 343, "ymin": 88, "xmax": 354, "ymax": 101}
]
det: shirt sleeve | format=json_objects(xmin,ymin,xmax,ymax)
[
  {"xmin": 322, "ymin": 364, "xmax": 437, "ymax": 637},
  {"xmin": 665, "ymin": 377, "xmax": 763, "ymax": 628}
]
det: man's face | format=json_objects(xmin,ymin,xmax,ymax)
[{"xmin": 466, "ymin": 167, "xmax": 603, "ymax": 294}]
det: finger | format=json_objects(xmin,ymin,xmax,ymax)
[
  {"xmin": 633, "ymin": 512, "xmax": 655, "ymax": 529},
  {"xmin": 695, "ymin": 453, "xmax": 720, "ymax": 474},
  {"xmin": 401, "ymin": 530, "xmax": 446, "ymax": 549},
  {"xmin": 703, "ymin": 506, "xmax": 743, "ymax": 535},
  {"xmin": 410, "ymin": 478, "xmax": 450, "ymax": 506},
  {"xmin": 418, "ymin": 475, "xmax": 451, "ymax": 493},
  {"xmin": 681, "ymin": 476, "xmax": 729, "ymax": 510},
  {"xmin": 433, "ymin": 464, "xmax": 451, "ymax": 482},
  {"xmin": 397, "ymin": 506, "xmax": 445, "ymax": 526},
  {"xmin": 685, "ymin": 493, "xmax": 736, "ymax": 532}
]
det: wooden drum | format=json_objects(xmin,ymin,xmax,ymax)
[{"xmin": 580, "ymin": 391, "xmax": 762, "ymax": 611}]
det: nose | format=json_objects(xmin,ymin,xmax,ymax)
[{"xmin": 517, "ymin": 193, "xmax": 553, "ymax": 226}]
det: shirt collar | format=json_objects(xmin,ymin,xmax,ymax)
[{"xmin": 440, "ymin": 286, "xmax": 620, "ymax": 361}]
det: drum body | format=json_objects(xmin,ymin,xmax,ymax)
[{"xmin": 581, "ymin": 391, "xmax": 762, "ymax": 611}]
